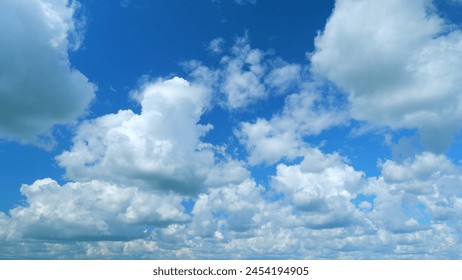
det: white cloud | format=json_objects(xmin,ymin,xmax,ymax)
[
  {"xmin": 265, "ymin": 63, "xmax": 301, "ymax": 94},
  {"xmin": 380, "ymin": 153, "xmax": 456, "ymax": 186},
  {"xmin": 57, "ymin": 77, "xmax": 249, "ymax": 193},
  {"xmin": 165, "ymin": 150, "xmax": 462, "ymax": 258},
  {"xmin": 188, "ymin": 36, "xmax": 303, "ymax": 110},
  {"xmin": 239, "ymin": 118, "xmax": 301, "ymax": 165},
  {"xmin": 208, "ymin": 37, "xmax": 225, "ymax": 54},
  {"xmin": 272, "ymin": 148, "xmax": 364, "ymax": 229},
  {"xmin": 3, "ymin": 148, "xmax": 462, "ymax": 258},
  {"xmin": 238, "ymin": 86, "xmax": 347, "ymax": 165},
  {"xmin": 5, "ymin": 178, "xmax": 188, "ymax": 241},
  {"xmin": 219, "ymin": 37, "xmax": 267, "ymax": 109},
  {"xmin": 0, "ymin": 0, "xmax": 95, "ymax": 146},
  {"xmin": 362, "ymin": 152, "xmax": 462, "ymax": 236},
  {"xmin": 311, "ymin": 0, "xmax": 462, "ymax": 152},
  {"xmin": 190, "ymin": 179, "xmax": 265, "ymax": 237}
]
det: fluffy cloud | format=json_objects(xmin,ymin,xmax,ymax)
[
  {"xmin": 4, "ymin": 178, "xmax": 188, "ymax": 241},
  {"xmin": 366, "ymin": 153, "xmax": 462, "ymax": 235},
  {"xmin": 169, "ymin": 151, "xmax": 462, "ymax": 258},
  {"xmin": 311, "ymin": 0, "xmax": 462, "ymax": 152},
  {"xmin": 3, "ymin": 149, "xmax": 462, "ymax": 258},
  {"xmin": 0, "ymin": 0, "xmax": 95, "ymax": 146},
  {"xmin": 219, "ymin": 37, "xmax": 268, "ymax": 109},
  {"xmin": 188, "ymin": 36, "xmax": 303, "ymax": 109},
  {"xmin": 57, "ymin": 77, "xmax": 249, "ymax": 193},
  {"xmin": 272, "ymin": 148, "xmax": 364, "ymax": 229},
  {"xmin": 190, "ymin": 179, "xmax": 265, "ymax": 237},
  {"xmin": 238, "ymin": 86, "xmax": 346, "ymax": 165}
]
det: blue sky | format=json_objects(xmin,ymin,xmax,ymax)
[{"xmin": 1, "ymin": 0, "xmax": 462, "ymax": 259}]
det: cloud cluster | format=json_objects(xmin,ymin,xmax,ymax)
[
  {"xmin": 4, "ymin": 178, "xmax": 188, "ymax": 241},
  {"xmin": 238, "ymin": 86, "xmax": 346, "ymax": 165},
  {"xmin": 0, "ymin": 0, "xmax": 95, "ymax": 146},
  {"xmin": 311, "ymin": 0, "xmax": 462, "ymax": 152},
  {"xmin": 368, "ymin": 153, "xmax": 462, "ymax": 234},
  {"xmin": 190, "ymin": 37, "xmax": 346, "ymax": 165},
  {"xmin": 2, "ymin": 146, "xmax": 462, "ymax": 258},
  {"xmin": 189, "ymin": 36, "xmax": 303, "ymax": 110},
  {"xmin": 0, "ymin": 139, "xmax": 462, "ymax": 259},
  {"xmin": 272, "ymin": 149, "xmax": 364, "ymax": 229}
]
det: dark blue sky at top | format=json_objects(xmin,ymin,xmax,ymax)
[{"xmin": 71, "ymin": 0, "xmax": 334, "ymax": 112}]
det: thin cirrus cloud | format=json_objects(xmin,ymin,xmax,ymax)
[
  {"xmin": 310, "ymin": 0, "xmax": 462, "ymax": 153},
  {"xmin": 0, "ymin": 0, "xmax": 95, "ymax": 147}
]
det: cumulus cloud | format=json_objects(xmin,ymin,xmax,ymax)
[
  {"xmin": 3, "ymin": 148, "xmax": 462, "ymax": 258},
  {"xmin": 184, "ymin": 38, "xmax": 346, "ymax": 166},
  {"xmin": 272, "ymin": 148, "xmax": 364, "ymax": 229},
  {"xmin": 0, "ymin": 0, "xmax": 95, "ymax": 146},
  {"xmin": 311, "ymin": 0, "xmax": 462, "ymax": 152},
  {"xmin": 238, "ymin": 85, "xmax": 347, "ymax": 165},
  {"xmin": 219, "ymin": 37, "xmax": 268, "ymax": 109},
  {"xmin": 4, "ymin": 178, "xmax": 188, "ymax": 241},
  {"xmin": 170, "ymin": 151, "xmax": 462, "ymax": 258},
  {"xmin": 188, "ymin": 37, "xmax": 346, "ymax": 165},
  {"xmin": 190, "ymin": 179, "xmax": 265, "ymax": 237},
  {"xmin": 57, "ymin": 77, "xmax": 249, "ymax": 194},
  {"xmin": 363, "ymin": 152, "xmax": 462, "ymax": 238},
  {"xmin": 188, "ymin": 36, "xmax": 303, "ymax": 109}
]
